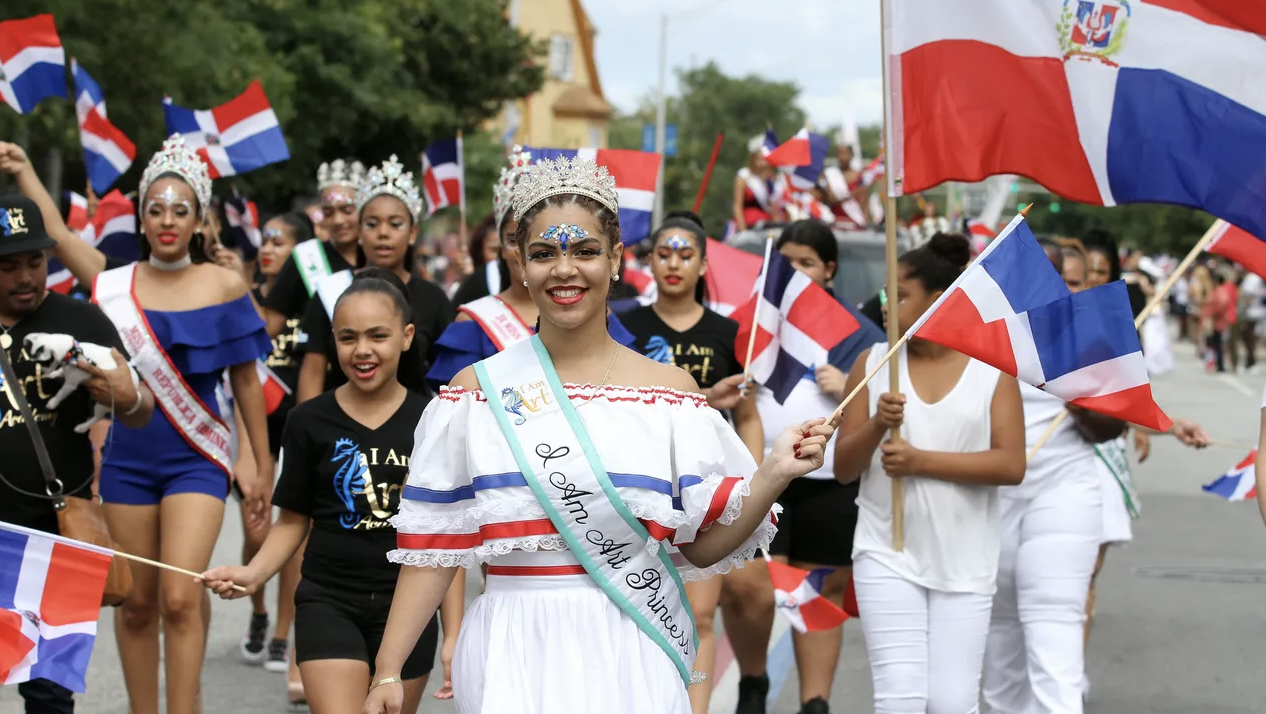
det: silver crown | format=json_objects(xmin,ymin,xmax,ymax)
[
  {"xmin": 511, "ymin": 155, "xmax": 619, "ymax": 222},
  {"xmin": 493, "ymin": 145, "xmax": 533, "ymax": 232},
  {"xmin": 316, "ymin": 158, "xmax": 366, "ymax": 193},
  {"xmin": 139, "ymin": 134, "xmax": 213, "ymax": 212},
  {"xmin": 356, "ymin": 155, "xmax": 424, "ymax": 220}
]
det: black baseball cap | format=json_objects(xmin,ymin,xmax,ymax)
[{"xmin": 0, "ymin": 194, "xmax": 56, "ymax": 257}]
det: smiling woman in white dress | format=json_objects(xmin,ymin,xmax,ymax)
[{"xmin": 361, "ymin": 156, "xmax": 834, "ymax": 714}]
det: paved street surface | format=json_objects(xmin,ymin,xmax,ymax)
[{"xmin": 3, "ymin": 336, "xmax": 1264, "ymax": 714}]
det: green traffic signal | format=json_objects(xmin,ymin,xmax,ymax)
[{"xmin": 1049, "ymin": 202, "xmax": 1061, "ymax": 213}]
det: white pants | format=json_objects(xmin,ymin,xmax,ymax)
[
  {"xmin": 853, "ymin": 556, "xmax": 994, "ymax": 714},
  {"xmin": 982, "ymin": 478, "xmax": 1102, "ymax": 714}
]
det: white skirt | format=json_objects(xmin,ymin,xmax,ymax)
[
  {"xmin": 1142, "ymin": 312, "xmax": 1174, "ymax": 376},
  {"xmin": 452, "ymin": 551, "xmax": 690, "ymax": 714}
]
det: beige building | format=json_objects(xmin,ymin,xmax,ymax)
[{"xmin": 502, "ymin": 0, "xmax": 612, "ymax": 149}]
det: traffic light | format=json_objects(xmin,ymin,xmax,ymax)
[
  {"xmin": 1017, "ymin": 202, "xmax": 1027, "ymax": 212},
  {"xmin": 1049, "ymin": 201, "xmax": 1061, "ymax": 213}
]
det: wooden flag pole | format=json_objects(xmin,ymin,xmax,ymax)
[
  {"xmin": 740, "ymin": 237, "xmax": 776, "ymax": 395},
  {"xmin": 877, "ymin": 0, "xmax": 904, "ymax": 551},
  {"xmin": 1025, "ymin": 220, "xmax": 1223, "ymax": 462},
  {"xmin": 111, "ymin": 550, "xmax": 247, "ymax": 592}
]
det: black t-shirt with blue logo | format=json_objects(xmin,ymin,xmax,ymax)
[
  {"xmin": 271, "ymin": 389, "xmax": 429, "ymax": 592},
  {"xmin": 619, "ymin": 305, "xmax": 742, "ymax": 390}
]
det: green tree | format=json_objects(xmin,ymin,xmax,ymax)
[
  {"xmin": 0, "ymin": 0, "xmax": 543, "ymax": 216},
  {"xmin": 1020, "ymin": 197, "xmax": 1213, "ymax": 254},
  {"xmin": 607, "ymin": 61, "xmax": 805, "ymax": 235}
]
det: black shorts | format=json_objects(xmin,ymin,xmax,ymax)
[
  {"xmin": 768, "ymin": 477, "xmax": 860, "ymax": 567},
  {"xmin": 294, "ymin": 578, "xmax": 439, "ymax": 680}
]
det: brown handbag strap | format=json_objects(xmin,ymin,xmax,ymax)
[{"xmin": 0, "ymin": 340, "xmax": 65, "ymax": 504}]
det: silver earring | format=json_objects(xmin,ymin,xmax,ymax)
[{"xmin": 522, "ymin": 280, "xmax": 528, "ymax": 287}]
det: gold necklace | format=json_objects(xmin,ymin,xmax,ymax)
[{"xmin": 598, "ymin": 341, "xmax": 619, "ymax": 387}]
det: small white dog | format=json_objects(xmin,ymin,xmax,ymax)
[{"xmin": 23, "ymin": 332, "xmax": 139, "ymax": 433}]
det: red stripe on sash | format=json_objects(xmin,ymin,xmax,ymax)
[{"xmin": 486, "ymin": 564, "xmax": 588, "ymax": 576}]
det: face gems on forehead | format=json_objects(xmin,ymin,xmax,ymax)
[
  {"xmin": 262, "ymin": 226, "xmax": 284, "ymax": 241},
  {"xmin": 324, "ymin": 188, "xmax": 355, "ymax": 206},
  {"xmin": 147, "ymin": 185, "xmax": 192, "ymax": 212},
  {"xmin": 539, "ymin": 224, "xmax": 589, "ymax": 251},
  {"xmin": 658, "ymin": 233, "xmax": 695, "ymax": 264}
]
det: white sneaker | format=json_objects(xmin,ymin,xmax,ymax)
[
  {"xmin": 264, "ymin": 638, "xmax": 290, "ymax": 673},
  {"xmin": 239, "ymin": 613, "xmax": 269, "ymax": 664}
]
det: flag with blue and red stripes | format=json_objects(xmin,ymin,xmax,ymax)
[
  {"xmin": 72, "ymin": 59, "xmax": 135, "ymax": 194},
  {"xmin": 421, "ymin": 137, "xmax": 465, "ymax": 217},
  {"xmin": 47, "ymin": 190, "xmax": 136, "ymax": 294},
  {"xmin": 765, "ymin": 128, "xmax": 830, "ymax": 191},
  {"xmin": 523, "ymin": 147, "xmax": 660, "ymax": 244},
  {"xmin": 0, "ymin": 15, "xmax": 65, "ymax": 115},
  {"xmin": 909, "ymin": 214, "xmax": 1171, "ymax": 431},
  {"xmin": 733, "ymin": 249, "xmax": 863, "ymax": 404},
  {"xmin": 0, "ymin": 522, "xmax": 112, "ymax": 692},
  {"xmin": 766, "ymin": 557, "xmax": 848, "ymax": 633},
  {"xmin": 163, "ymin": 80, "xmax": 289, "ymax": 178},
  {"xmin": 1203, "ymin": 450, "xmax": 1257, "ymax": 502}
]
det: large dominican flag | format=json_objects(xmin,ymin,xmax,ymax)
[
  {"xmin": 163, "ymin": 80, "xmax": 290, "ymax": 178},
  {"xmin": 72, "ymin": 60, "xmax": 135, "ymax": 194},
  {"xmin": 885, "ymin": 0, "xmax": 1266, "ymax": 243}
]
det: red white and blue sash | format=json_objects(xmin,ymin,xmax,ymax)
[
  {"xmin": 457, "ymin": 296, "xmax": 532, "ymax": 352},
  {"xmin": 473, "ymin": 337, "xmax": 700, "ymax": 687},
  {"xmin": 739, "ymin": 167, "xmax": 772, "ymax": 212},
  {"xmin": 93, "ymin": 264, "xmax": 232, "ymax": 476}
]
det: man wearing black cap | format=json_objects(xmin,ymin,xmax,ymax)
[{"xmin": 0, "ymin": 194, "xmax": 154, "ymax": 713}]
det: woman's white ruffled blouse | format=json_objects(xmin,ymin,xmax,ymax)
[{"xmin": 389, "ymin": 384, "xmax": 776, "ymax": 580}]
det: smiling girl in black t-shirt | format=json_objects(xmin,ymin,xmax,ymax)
[{"xmin": 201, "ymin": 269, "xmax": 464, "ymax": 713}]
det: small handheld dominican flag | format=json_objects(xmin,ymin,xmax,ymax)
[
  {"xmin": 72, "ymin": 59, "xmax": 135, "ymax": 195},
  {"xmin": 47, "ymin": 190, "xmax": 136, "ymax": 294},
  {"xmin": 421, "ymin": 137, "xmax": 465, "ymax": 217},
  {"xmin": 0, "ymin": 521, "xmax": 112, "ymax": 692},
  {"xmin": 1203, "ymin": 450, "xmax": 1257, "ymax": 502},
  {"xmin": 908, "ymin": 214, "xmax": 1171, "ymax": 431},
  {"xmin": 163, "ymin": 80, "xmax": 290, "ymax": 178},
  {"xmin": 733, "ymin": 248, "xmax": 864, "ymax": 404},
  {"xmin": 766, "ymin": 557, "xmax": 848, "ymax": 633},
  {"xmin": 0, "ymin": 15, "xmax": 66, "ymax": 115}
]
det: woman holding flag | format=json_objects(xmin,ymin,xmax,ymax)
[
  {"xmin": 362, "ymin": 155, "xmax": 833, "ymax": 714},
  {"xmin": 732, "ymin": 136, "xmax": 785, "ymax": 231},
  {"xmin": 618, "ymin": 214, "xmax": 764, "ymax": 714},
  {"xmin": 833, "ymin": 231, "xmax": 1026, "ymax": 714},
  {"xmin": 729, "ymin": 220, "xmax": 884, "ymax": 714},
  {"xmin": 88, "ymin": 135, "xmax": 273, "ymax": 714}
]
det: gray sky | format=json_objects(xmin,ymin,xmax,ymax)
[{"xmin": 586, "ymin": 0, "xmax": 884, "ymax": 131}]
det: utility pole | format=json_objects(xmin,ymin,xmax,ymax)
[{"xmin": 653, "ymin": 14, "xmax": 668, "ymax": 228}]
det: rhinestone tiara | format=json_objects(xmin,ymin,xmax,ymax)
[
  {"xmin": 493, "ymin": 145, "xmax": 533, "ymax": 233},
  {"xmin": 317, "ymin": 158, "xmax": 366, "ymax": 193},
  {"xmin": 511, "ymin": 155, "xmax": 619, "ymax": 223},
  {"xmin": 356, "ymin": 155, "xmax": 424, "ymax": 220},
  {"xmin": 140, "ymin": 134, "xmax": 213, "ymax": 213}
]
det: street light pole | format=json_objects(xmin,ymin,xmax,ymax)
[{"xmin": 653, "ymin": 13, "xmax": 668, "ymax": 228}]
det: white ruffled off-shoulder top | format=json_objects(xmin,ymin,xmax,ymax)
[{"xmin": 389, "ymin": 384, "xmax": 777, "ymax": 581}]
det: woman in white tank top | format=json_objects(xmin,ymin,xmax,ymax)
[{"xmin": 833, "ymin": 233, "xmax": 1025, "ymax": 714}]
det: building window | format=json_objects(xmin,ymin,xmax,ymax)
[
  {"xmin": 549, "ymin": 35, "xmax": 574, "ymax": 81},
  {"xmin": 587, "ymin": 125, "xmax": 603, "ymax": 148}
]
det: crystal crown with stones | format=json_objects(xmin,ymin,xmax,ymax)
[
  {"xmin": 317, "ymin": 158, "xmax": 366, "ymax": 192},
  {"xmin": 493, "ymin": 145, "xmax": 533, "ymax": 231},
  {"xmin": 140, "ymin": 134, "xmax": 213, "ymax": 212},
  {"xmin": 356, "ymin": 155, "xmax": 424, "ymax": 220},
  {"xmin": 511, "ymin": 155, "xmax": 619, "ymax": 222}
]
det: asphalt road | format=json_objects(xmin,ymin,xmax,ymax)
[{"xmin": 3, "ymin": 336, "xmax": 1263, "ymax": 714}]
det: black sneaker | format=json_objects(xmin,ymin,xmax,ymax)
[
  {"xmin": 264, "ymin": 638, "xmax": 289, "ymax": 673},
  {"xmin": 240, "ymin": 612, "xmax": 269, "ymax": 663},
  {"xmin": 736, "ymin": 673, "xmax": 769, "ymax": 714},
  {"xmin": 799, "ymin": 697, "xmax": 830, "ymax": 714}
]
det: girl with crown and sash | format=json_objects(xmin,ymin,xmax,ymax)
[
  {"xmin": 732, "ymin": 136, "xmax": 788, "ymax": 232},
  {"xmin": 89, "ymin": 135, "xmax": 274, "ymax": 714},
  {"xmin": 295, "ymin": 155, "xmax": 454, "ymax": 402},
  {"xmin": 362, "ymin": 155, "xmax": 834, "ymax": 714},
  {"xmin": 428, "ymin": 146, "xmax": 635, "ymax": 389}
]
